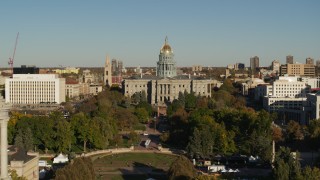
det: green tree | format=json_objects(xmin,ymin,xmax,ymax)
[
  {"xmin": 168, "ymin": 156, "xmax": 196, "ymax": 180},
  {"xmin": 34, "ymin": 116, "xmax": 55, "ymax": 153},
  {"xmin": 178, "ymin": 91, "xmax": 185, "ymax": 107},
  {"xmin": 131, "ymin": 92, "xmax": 141, "ymax": 104},
  {"xmin": 219, "ymin": 78, "xmax": 235, "ymax": 94},
  {"xmin": 185, "ymin": 92, "xmax": 196, "ymax": 110},
  {"xmin": 136, "ymin": 101, "xmax": 153, "ymax": 116},
  {"xmin": 9, "ymin": 169, "xmax": 27, "ymax": 180},
  {"xmin": 134, "ymin": 108, "xmax": 149, "ymax": 123},
  {"xmin": 55, "ymin": 157, "xmax": 95, "ymax": 180},
  {"xmin": 14, "ymin": 129, "xmax": 24, "ymax": 149},
  {"xmin": 71, "ymin": 113, "xmax": 91, "ymax": 152},
  {"xmin": 141, "ymin": 90, "xmax": 147, "ymax": 102},
  {"xmin": 55, "ymin": 120, "xmax": 73, "ymax": 153},
  {"xmin": 23, "ymin": 127, "xmax": 34, "ymax": 151},
  {"xmin": 115, "ymin": 108, "xmax": 138, "ymax": 131},
  {"xmin": 14, "ymin": 127, "xmax": 34, "ymax": 151},
  {"xmin": 302, "ymin": 166, "xmax": 320, "ymax": 180},
  {"xmin": 273, "ymin": 147, "xmax": 302, "ymax": 180}
]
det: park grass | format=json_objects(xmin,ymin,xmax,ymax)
[
  {"xmin": 93, "ymin": 152, "xmax": 177, "ymax": 168},
  {"xmin": 93, "ymin": 152, "xmax": 177, "ymax": 180}
]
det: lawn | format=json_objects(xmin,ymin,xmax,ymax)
[{"xmin": 92, "ymin": 152, "xmax": 178, "ymax": 180}]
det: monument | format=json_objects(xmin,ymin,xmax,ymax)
[{"xmin": 0, "ymin": 95, "xmax": 10, "ymax": 179}]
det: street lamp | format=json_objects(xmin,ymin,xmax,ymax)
[{"xmin": 154, "ymin": 116, "xmax": 157, "ymax": 132}]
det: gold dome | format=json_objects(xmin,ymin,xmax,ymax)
[{"xmin": 161, "ymin": 36, "xmax": 172, "ymax": 53}]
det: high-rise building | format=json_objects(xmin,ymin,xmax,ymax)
[
  {"xmin": 235, "ymin": 63, "xmax": 245, "ymax": 70},
  {"xmin": 306, "ymin": 57, "xmax": 314, "ymax": 65},
  {"xmin": 272, "ymin": 60, "xmax": 281, "ymax": 74},
  {"xmin": 13, "ymin": 65, "xmax": 39, "ymax": 74},
  {"xmin": 250, "ymin": 56, "xmax": 259, "ymax": 72},
  {"xmin": 111, "ymin": 59, "xmax": 123, "ymax": 76},
  {"xmin": 111, "ymin": 59, "xmax": 117, "ymax": 74},
  {"xmin": 156, "ymin": 37, "xmax": 177, "ymax": 78},
  {"xmin": 316, "ymin": 60, "xmax": 320, "ymax": 67},
  {"xmin": 286, "ymin": 55, "xmax": 294, "ymax": 64},
  {"xmin": 118, "ymin": 61, "xmax": 123, "ymax": 73}
]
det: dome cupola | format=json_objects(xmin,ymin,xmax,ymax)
[{"xmin": 160, "ymin": 36, "xmax": 172, "ymax": 53}]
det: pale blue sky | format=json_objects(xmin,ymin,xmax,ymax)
[{"xmin": 1, "ymin": 0, "xmax": 320, "ymax": 68}]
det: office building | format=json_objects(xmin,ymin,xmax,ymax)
[
  {"xmin": 5, "ymin": 74, "xmax": 65, "ymax": 104},
  {"xmin": 306, "ymin": 57, "xmax": 314, "ymax": 65},
  {"xmin": 286, "ymin": 55, "xmax": 294, "ymax": 64},
  {"xmin": 13, "ymin": 65, "xmax": 39, "ymax": 74},
  {"xmin": 192, "ymin": 65, "xmax": 203, "ymax": 72},
  {"xmin": 316, "ymin": 60, "xmax": 320, "ymax": 67},
  {"xmin": 271, "ymin": 60, "xmax": 281, "ymax": 74},
  {"xmin": 235, "ymin": 63, "xmax": 245, "ymax": 70},
  {"xmin": 280, "ymin": 63, "xmax": 315, "ymax": 77},
  {"xmin": 250, "ymin": 56, "xmax": 259, "ymax": 72}
]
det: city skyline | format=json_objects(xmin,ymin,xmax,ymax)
[{"xmin": 1, "ymin": 0, "xmax": 320, "ymax": 68}]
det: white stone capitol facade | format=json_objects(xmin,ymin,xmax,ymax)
[{"xmin": 123, "ymin": 37, "xmax": 216, "ymax": 105}]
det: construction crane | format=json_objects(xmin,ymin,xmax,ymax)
[{"xmin": 8, "ymin": 32, "xmax": 19, "ymax": 75}]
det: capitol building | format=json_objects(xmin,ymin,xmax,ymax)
[{"xmin": 121, "ymin": 37, "xmax": 217, "ymax": 105}]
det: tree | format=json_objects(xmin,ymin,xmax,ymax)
[
  {"xmin": 302, "ymin": 166, "xmax": 320, "ymax": 180},
  {"xmin": 219, "ymin": 78, "xmax": 235, "ymax": 94},
  {"xmin": 128, "ymin": 131, "xmax": 140, "ymax": 145},
  {"xmin": 55, "ymin": 157, "xmax": 95, "ymax": 180},
  {"xmin": 71, "ymin": 113, "xmax": 91, "ymax": 152},
  {"xmin": 141, "ymin": 90, "xmax": 147, "ymax": 102},
  {"xmin": 178, "ymin": 91, "xmax": 185, "ymax": 107},
  {"xmin": 286, "ymin": 120, "xmax": 304, "ymax": 141},
  {"xmin": 272, "ymin": 125, "xmax": 283, "ymax": 142},
  {"xmin": 273, "ymin": 159, "xmax": 290, "ymax": 180},
  {"xmin": 185, "ymin": 92, "xmax": 196, "ymax": 110},
  {"xmin": 115, "ymin": 108, "xmax": 138, "ymax": 131},
  {"xmin": 273, "ymin": 147, "xmax": 302, "ymax": 180},
  {"xmin": 134, "ymin": 108, "xmax": 149, "ymax": 123},
  {"xmin": 136, "ymin": 101, "xmax": 153, "ymax": 116},
  {"xmin": 34, "ymin": 116, "xmax": 55, "ymax": 153},
  {"xmin": 14, "ymin": 129, "xmax": 24, "ymax": 149},
  {"xmin": 14, "ymin": 127, "xmax": 34, "ymax": 151},
  {"xmin": 168, "ymin": 156, "xmax": 196, "ymax": 180},
  {"xmin": 23, "ymin": 127, "xmax": 34, "ymax": 151},
  {"xmin": 55, "ymin": 120, "xmax": 73, "ymax": 153},
  {"xmin": 131, "ymin": 92, "xmax": 141, "ymax": 104},
  {"xmin": 9, "ymin": 169, "xmax": 27, "ymax": 180}
]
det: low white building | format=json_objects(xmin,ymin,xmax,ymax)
[
  {"xmin": 5, "ymin": 74, "xmax": 65, "ymax": 104},
  {"xmin": 89, "ymin": 84, "xmax": 103, "ymax": 95},
  {"xmin": 53, "ymin": 153, "xmax": 69, "ymax": 164}
]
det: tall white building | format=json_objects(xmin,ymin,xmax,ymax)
[
  {"xmin": 261, "ymin": 76, "xmax": 310, "ymax": 124},
  {"xmin": 272, "ymin": 60, "xmax": 281, "ymax": 74},
  {"xmin": 5, "ymin": 74, "xmax": 65, "ymax": 104}
]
